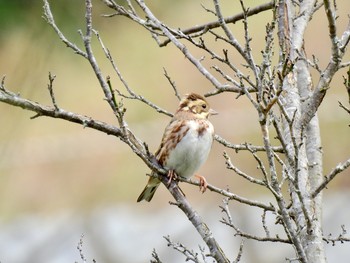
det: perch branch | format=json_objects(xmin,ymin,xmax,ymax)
[{"xmin": 180, "ymin": 177, "xmax": 274, "ymax": 211}]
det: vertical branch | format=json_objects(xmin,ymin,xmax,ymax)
[
  {"xmin": 135, "ymin": 0, "xmax": 225, "ymax": 90},
  {"xmin": 81, "ymin": 0, "xmax": 121, "ymax": 119},
  {"xmin": 260, "ymin": 120, "xmax": 307, "ymax": 263},
  {"xmin": 47, "ymin": 72, "xmax": 59, "ymax": 110},
  {"xmin": 213, "ymin": 0, "xmax": 247, "ymax": 62}
]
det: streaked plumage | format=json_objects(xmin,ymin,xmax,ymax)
[{"xmin": 137, "ymin": 93, "xmax": 217, "ymax": 202}]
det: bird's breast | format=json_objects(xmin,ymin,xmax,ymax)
[{"xmin": 164, "ymin": 120, "xmax": 214, "ymax": 178}]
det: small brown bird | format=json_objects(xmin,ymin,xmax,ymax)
[{"xmin": 137, "ymin": 93, "xmax": 217, "ymax": 202}]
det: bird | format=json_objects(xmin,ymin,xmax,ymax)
[{"xmin": 137, "ymin": 93, "xmax": 217, "ymax": 202}]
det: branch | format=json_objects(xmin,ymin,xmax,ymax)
[
  {"xmin": 81, "ymin": 0, "xmax": 119, "ymax": 115},
  {"xmin": 159, "ymin": 1, "xmax": 275, "ymax": 47},
  {"xmin": 93, "ymin": 30, "xmax": 173, "ymax": 117},
  {"xmin": 76, "ymin": 234, "xmax": 96, "ymax": 263},
  {"xmin": 166, "ymin": 178, "xmax": 230, "ymax": 263},
  {"xmin": 150, "ymin": 249, "xmax": 163, "ymax": 263},
  {"xmin": 180, "ymin": 177, "xmax": 275, "ymax": 211},
  {"xmin": 323, "ymin": 0, "xmax": 340, "ymax": 61},
  {"xmin": 214, "ymin": 135, "xmax": 284, "ymax": 153},
  {"xmin": 323, "ymin": 225, "xmax": 350, "ymax": 245},
  {"xmin": 233, "ymin": 240, "xmax": 244, "ymax": 263},
  {"xmin": 338, "ymin": 101, "xmax": 350, "ymax": 115},
  {"xmin": 1, "ymin": 77, "xmax": 233, "ymax": 262},
  {"xmin": 163, "ymin": 236, "xmax": 202, "ymax": 263},
  {"xmin": 163, "ymin": 68, "xmax": 181, "ymax": 101},
  {"xmin": 47, "ymin": 72, "xmax": 58, "ymax": 110},
  {"xmin": 223, "ymin": 152, "xmax": 266, "ymax": 186},
  {"xmin": 299, "ymin": 3, "xmax": 350, "ymax": 128},
  {"xmin": 220, "ymin": 198, "xmax": 291, "ymax": 244},
  {"xmin": 134, "ymin": 0, "xmax": 227, "ymax": 91},
  {"xmin": 43, "ymin": 0, "xmax": 87, "ymax": 58},
  {"xmin": 213, "ymin": 0, "xmax": 247, "ymax": 62},
  {"xmin": 311, "ymin": 158, "xmax": 350, "ymax": 198},
  {"xmin": 0, "ymin": 86, "xmax": 122, "ymax": 136},
  {"xmin": 342, "ymin": 66, "xmax": 350, "ymax": 105},
  {"xmin": 260, "ymin": 120, "xmax": 308, "ymax": 262}
]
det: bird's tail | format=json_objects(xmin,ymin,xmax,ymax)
[{"xmin": 137, "ymin": 177, "xmax": 161, "ymax": 202}]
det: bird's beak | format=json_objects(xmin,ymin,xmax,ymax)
[{"xmin": 209, "ymin": 109, "xmax": 219, "ymax": 116}]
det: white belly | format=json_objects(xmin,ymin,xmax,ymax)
[{"xmin": 164, "ymin": 120, "xmax": 214, "ymax": 178}]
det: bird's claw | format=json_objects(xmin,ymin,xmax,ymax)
[{"xmin": 195, "ymin": 174, "xmax": 208, "ymax": 193}]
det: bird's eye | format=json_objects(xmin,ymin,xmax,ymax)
[{"xmin": 202, "ymin": 104, "xmax": 207, "ymax": 109}]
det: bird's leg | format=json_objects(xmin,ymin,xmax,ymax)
[
  {"xmin": 195, "ymin": 174, "xmax": 208, "ymax": 193},
  {"xmin": 166, "ymin": 170, "xmax": 187, "ymax": 197},
  {"xmin": 167, "ymin": 169, "xmax": 178, "ymax": 186}
]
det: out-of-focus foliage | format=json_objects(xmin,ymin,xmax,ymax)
[{"xmin": 0, "ymin": 0, "xmax": 84, "ymax": 42}]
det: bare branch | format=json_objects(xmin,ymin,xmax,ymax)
[
  {"xmin": 323, "ymin": 0, "xmax": 340, "ymax": 61},
  {"xmin": 181, "ymin": 176, "xmax": 274, "ymax": 211},
  {"xmin": 339, "ymin": 19, "xmax": 350, "ymax": 53},
  {"xmin": 159, "ymin": 1, "xmax": 275, "ymax": 47},
  {"xmin": 150, "ymin": 249, "xmax": 163, "ymax": 263},
  {"xmin": 220, "ymin": 198, "xmax": 291, "ymax": 244},
  {"xmin": 213, "ymin": 0, "xmax": 247, "ymax": 62},
  {"xmin": 163, "ymin": 236, "xmax": 202, "ymax": 263},
  {"xmin": 43, "ymin": 0, "xmax": 87, "ymax": 58},
  {"xmin": 163, "ymin": 68, "xmax": 181, "ymax": 101},
  {"xmin": 81, "ymin": 0, "xmax": 119, "ymax": 116},
  {"xmin": 261, "ymin": 210, "xmax": 271, "ymax": 238},
  {"xmin": 323, "ymin": 225, "xmax": 350, "ymax": 245},
  {"xmin": 338, "ymin": 101, "xmax": 350, "ymax": 115},
  {"xmin": 76, "ymin": 234, "xmax": 96, "ymax": 263},
  {"xmin": 0, "ymin": 86, "xmax": 120, "ymax": 135},
  {"xmin": 93, "ymin": 30, "xmax": 172, "ymax": 117},
  {"xmin": 232, "ymin": 240, "xmax": 244, "ymax": 263},
  {"xmin": 164, "ymin": 179, "xmax": 230, "ymax": 262},
  {"xmin": 47, "ymin": 72, "xmax": 58, "ymax": 110},
  {"xmin": 215, "ymin": 135, "xmax": 284, "ymax": 153},
  {"xmin": 299, "ymin": 2, "xmax": 350, "ymax": 128},
  {"xmin": 134, "ymin": 0, "xmax": 227, "ymax": 91},
  {"xmin": 312, "ymin": 158, "xmax": 350, "ymax": 198},
  {"xmin": 342, "ymin": 66, "xmax": 350, "ymax": 104},
  {"xmin": 223, "ymin": 151, "xmax": 266, "ymax": 186}
]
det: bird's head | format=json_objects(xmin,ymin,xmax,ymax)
[{"xmin": 177, "ymin": 93, "xmax": 218, "ymax": 119}]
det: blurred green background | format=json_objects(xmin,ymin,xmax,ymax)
[{"xmin": 0, "ymin": 1, "xmax": 349, "ymax": 261}]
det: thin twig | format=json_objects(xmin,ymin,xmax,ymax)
[
  {"xmin": 233, "ymin": 240, "xmax": 244, "ymax": 263},
  {"xmin": 338, "ymin": 101, "xmax": 350, "ymax": 114},
  {"xmin": 76, "ymin": 234, "xmax": 88, "ymax": 263},
  {"xmin": 312, "ymin": 158, "xmax": 350, "ymax": 198},
  {"xmin": 150, "ymin": 249, "xmax": 163, "ymax": 263},
  {"xmin": 135, "ymin": 0, "xmax": 226, "ymax": 91},
  {"xmin": 262, "ymin": 210, "xmax": 271, "ymax": 238},
  {"xmin": 220, "ymin": 198, "xmax": 290, "ymax": 244},
  {"xmin": 181, "ymin": 177, "xmax": 274, "ymax": 211},
  {"xmin": 163, "ymin": 68, "xmax": 181, "ymax": 100},
  {"xmin": 93, "ymin": 30, "xmax": 172, "ymax": 117},
  {"xmin": 223, "ymin": 151, "xmax": 266, "ymax": 186},
  {"xmin": 43, "ymin": 0, "xmax": 87, "ymax": 58},
  {"xmin": 215, "ymin": 135, "xmax": 284, "ymax": 153},
  {"xmin": 213, "ymin": 0, "xmax": 248, "ymax": 63},
  {"xmin": 47, "ymin": 72, "xmax": 59, "ymax": 110},
  {"xmin": 164, "ymin": 236, "xmax": 202, "ymax": 263},
  {"xmin": 159, "ymin": 1, "xmax": 275, "ymax": 47}
]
